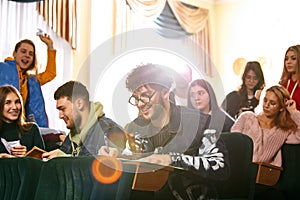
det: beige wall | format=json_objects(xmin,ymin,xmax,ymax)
[
  {"xmin": 71, "ymin": 0, "xmax": 91, "ymax": 87},
  {"xmin": 72, "ymin": 0, "xmax": 300, "ymax": 98},
  {"xmin": 215, "ymin": 0, "xmax": 300, "ymax": 94}
]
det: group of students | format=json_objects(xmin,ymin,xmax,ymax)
[
  {"xmin": 171, "ymin": 57, "xmax": 300, "ymax": 170},
  {"xmin": 171, "ymin": 46, "xmax": 300, "ymax": 199},
  {"xmin": 0, "ymin": 33, "xmax": 300, "ymax": 199},
  {"xmin": 0, "ymin": 62, "xmax": 229, "ymax": 199},
  {"xmin": 0, "ymin": 33, "xmax": 55, "ymax": 157}
]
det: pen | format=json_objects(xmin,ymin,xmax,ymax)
[{"xmin": 104, "ymin": 133, "xmax": 110, "ymax": 154}]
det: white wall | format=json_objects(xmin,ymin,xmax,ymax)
[
  {"xmin": 87, "ymin": 0, "xmax": 300, "ymax": 124},
  {"xmin": 215, "ymin": 0, "xmax": 300, "ymax": 98}
]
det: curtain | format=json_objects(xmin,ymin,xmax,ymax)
[
  {"xmin": 126, "ymin": 0, "xmax": 166, "ymax": 18},
  {"xmin": 36, "ymin": 0, "xmax": 77, "ymax": 49},
  {"xmin": 0, "ymin": 0, "xmax": 71, "ymax": 131},
  {"xmin": 123, "ymin": 0, "xmax": 212, "ymax": 76}
]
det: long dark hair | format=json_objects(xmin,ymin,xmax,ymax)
[
  {"xmin": 238, "ymin": 61, "xmax": 265, "ymax": 105},
  {"xmin": 187, "ymin": 79, "xmax": 220, "ymax": 113},
  {"xmin": 0, "ymin": 85, "xmax": 32, "ymax": 136}
]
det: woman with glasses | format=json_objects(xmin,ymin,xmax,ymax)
[
  {"xmin": 231, "ymin": 85, "xmax": 300, "ymax": 199},
  {"xmin": 221, "ymin": 61, "xmax": 265, "ymax": 119},
  {"xmin": 279, "ymin": 45, "xmax": 300, "ymax": 110}
]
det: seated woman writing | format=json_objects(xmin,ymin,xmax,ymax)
[{"xmin": 0, "ymin": 85, "xmax": 45, "ymax": 158}]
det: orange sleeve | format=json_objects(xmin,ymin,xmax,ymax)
[{"xmin": 36, "ymin": 49, "xmax": 57, "ymax": 85}]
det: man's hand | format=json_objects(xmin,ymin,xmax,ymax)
[
  {"xmin": 98, "ymin": 146, "xmax": 119, "ymax": 157},
  {"xmin": 39, "ymin": 34, "xmax": 54, "ymax": 50},
  {"xmin": 138, "ymin": 154, "xmax": 171, "ymax": 166},
  {"xmin": 42, "ymin": 149, "xmax": 59, "ymax": 159},
  {"xmin": 11, "ymin": 145, "xmax": 27, "ymax": 157}
]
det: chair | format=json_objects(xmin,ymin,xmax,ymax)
[
  {"xmin": 278, "ymin": 144, "xmax": 300, "ymax": 199},
  {"xmin": 216, "ymin": 132, "xmax": 256, "ymax": 199}
]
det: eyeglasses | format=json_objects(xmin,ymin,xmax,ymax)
[
  {"xmin": 245, "ymin": 75, "xmax": 258, "ymax": 81},
  {"xmin": 128, "ymin": 91, "xmax": 157, "ymax": 106}
]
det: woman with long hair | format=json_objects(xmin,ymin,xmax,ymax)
[
  {"xmin": 187, "ymin": 79, "xmax": 234, "ymax": 132},
  {"xmin": 231, "ymin": 85, "xmax": 300, "ymax": 166},
  {"xmin": 231, "ymin": 85, "xmax": 300, "ymax": 199},
  {"xmin": 279, "ymin": 45, "xmax": 300, "ymax": 110},
  {"xmin": 222, "ymin": 61, "xmax": 265, "ymax": 119},
  {"xmin": 0, "ymin": 85, "xmax": 45, "ymax": 158}
]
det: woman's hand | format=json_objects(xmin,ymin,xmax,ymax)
[
  {"xmin": 11, "ymin": 145, "xmax": 27, "ymax": 157},
  {"xmin": 0, "ymin": 153, "xmax": 14, "ymax": 158},
  {"xmin": 285, "ymin": 99, "xmax": 297, "ymax": 114},
  {"xmin": 39, "ymin": 34, "xmax": 54, "ymax": 50}
]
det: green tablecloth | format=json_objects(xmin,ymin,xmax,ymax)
[{"xmin": 0, "ymin": 156, "xmax": 135, "ymax": 200}]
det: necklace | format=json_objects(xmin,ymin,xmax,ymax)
[{"xmin": 287, "ymin": 79, "xmax": 299, "ymax": 98}]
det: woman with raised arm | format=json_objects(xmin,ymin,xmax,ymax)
[{"xmin": 231, "ymin": 85, "xmax": 300, "ymax": 199}]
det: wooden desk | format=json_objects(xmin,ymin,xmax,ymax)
[{"xmin": 121, "ymin": 159, "xmax": 182, "ymax": 191}]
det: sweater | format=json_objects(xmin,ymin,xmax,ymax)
[
  {"xmin": 0, "ymin": 122, "xmax": 45, "ymax": 154},
  {"xmin": 231, "ymin": 111, "xmax": 300, "ymax": 166},
  {"xmin": 126, "ymin": 103, "xmax": 229, "ymax": 180}
]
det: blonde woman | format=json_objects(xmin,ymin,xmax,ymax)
[{"xmin": 279, "ymin": 45, "xmax": 300, "ymax": 110}]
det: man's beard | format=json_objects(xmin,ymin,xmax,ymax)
[
  {"xmin": 150, "ymin": 95, "xmax": 168, "ymax": 122},
  {"xmin": 74, "ymin": 111, "xmax": 82, "ymax": 132}
]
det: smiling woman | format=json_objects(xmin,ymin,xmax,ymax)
[
  {"xmin": 0, "ymin": 85, "xmax": 45, "ymax": 158},
  {"xmin": 0, "ymin": 1, "xmax": 72, "ymax": 131}
]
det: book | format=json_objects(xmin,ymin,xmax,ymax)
[{"xmin": 25, "ymin": 146, "xmax": 47, "ymax": 160}]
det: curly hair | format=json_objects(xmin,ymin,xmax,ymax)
[{"xmin": 126, "ymin": 63, "xmax": 173, "ymax": 92}]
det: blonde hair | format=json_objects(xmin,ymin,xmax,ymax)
[{"xmin": 267, "ymin": 85, "xmax": 297, "ymax": 132}]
